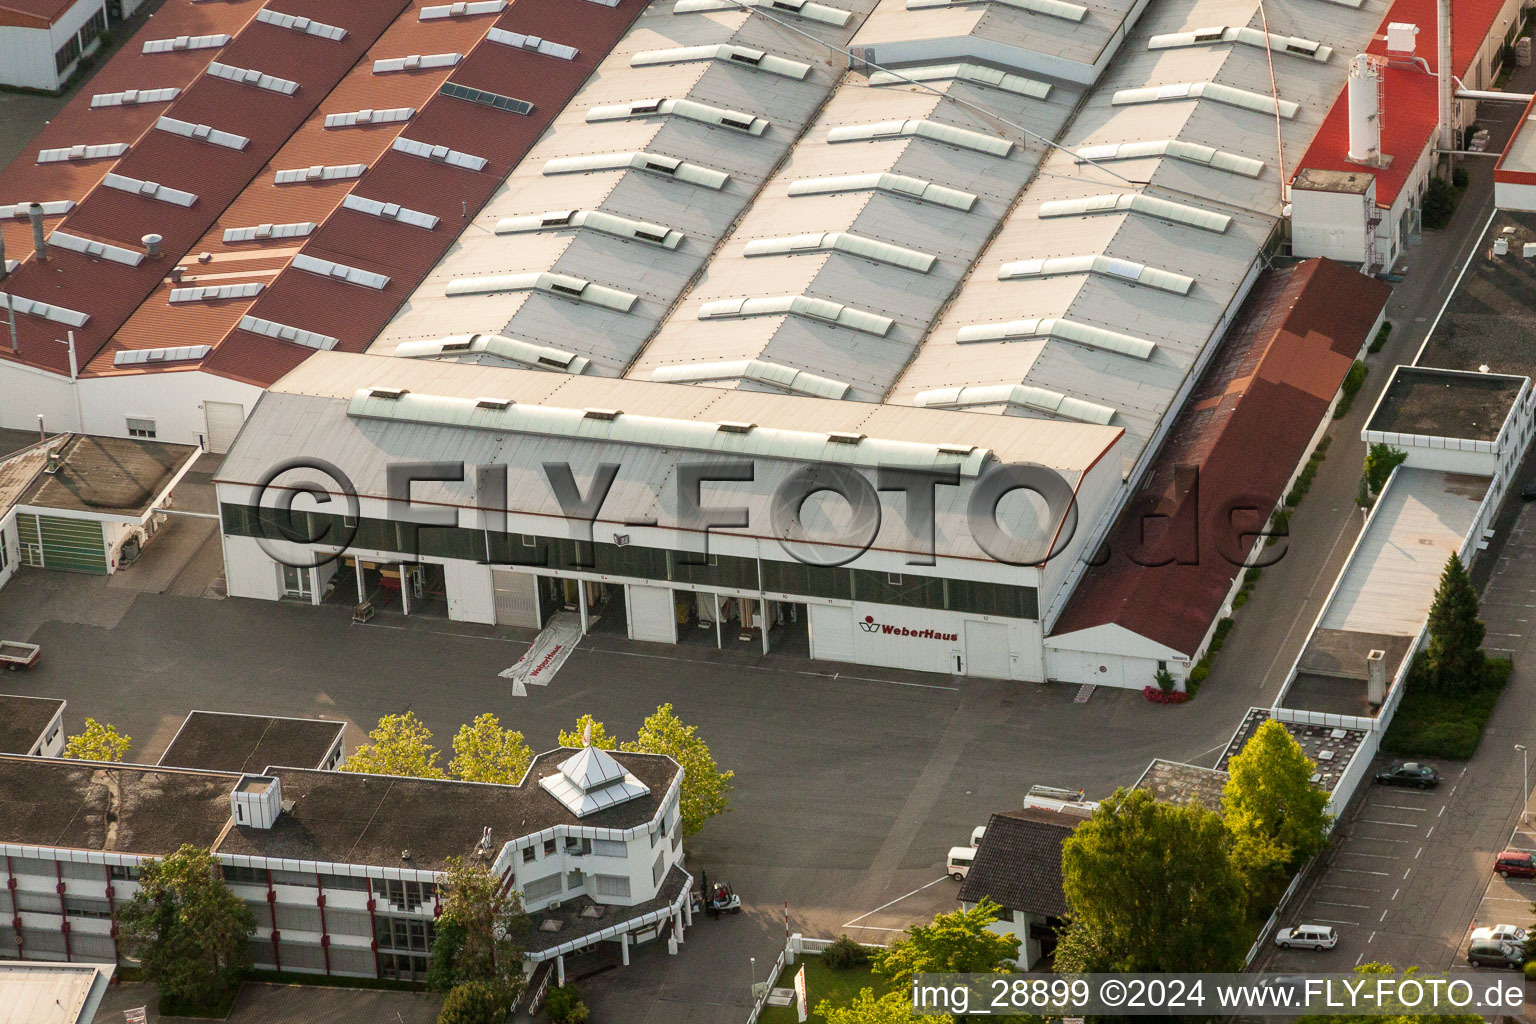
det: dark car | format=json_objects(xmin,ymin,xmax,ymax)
[
  {"xmin": 1522, "ymin": 482, "xmax": 1536, "ymax": 501},
  {"xmin": 1375, "ymin": 762, "xmax": 1440, "ymax": 788},
  {"xmin": 1495, "ymin": 851, "xmax": 1536, "ymax": 878},
  {"xmin": 1468, "ymin": 940, "xmax": 1524, "ymax": 969}
]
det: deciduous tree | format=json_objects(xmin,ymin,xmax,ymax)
[
  {"xmin": 115, "ymin": 845, "xmax": 255, "ymax": 1012},
  {"xmin": 622, "ymin": 703, "xmax": 733, "ymax": 837},
  {"xmin": 818, "ymin": 989, "xmax": 952, "ymax": 1024},
  {"xmin": 436, "ymin": 980, "xmax": 511, "ymax": 1024},
  {"xmin": 874, "ymin": 899, "xmax": 1020, "ymax": 984},
  {"xmin": 1424, "ymin": 553, "xmax": 1486, "ymax": 690},
  {"xmin": 427, "ymin": 857, "xmax": 528, "ymax": 1002},
  {"xmin": 64, "ymin": 718, "xmax": 130, "ymax": 761},
  {"xmin": 1365, "ymin": 444, "xmax": 1408, "ymax": 494},
  {"xmin": 343, "ymin": 712, "xmax": 446, "ymax": 778},
  {"xmin": 1223, "ymin": 719, "xmax": 1331, "ymax": 906},
  {"xmin": 1296, "ymin": 963, "xmax": 1483, "ymax": 1024},
  {"xmin": 1061, "ymin": 787, "xmax": 1248, "ymax": 971},
  {"xmin": 450, "ymin": 714, "xmax": 533, "ymax": 784}
]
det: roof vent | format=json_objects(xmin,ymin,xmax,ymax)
[
  {"xmin": 369, "ymin": 387, "xmax": 409, "ymax": 400},
  {"xmin": 142, "ymin": 233, "xmax": 162, "ymax": 258},
  {"xmin": 401, "ymin": 849, "xmax": 412, "ymax": 861},
  {"xmin": 826, "ymin": 431, "xmax": 865, "ymax": 445},
  {"xmin": 938, "ymin": 444, "xmax": 976, "ymax": 455},
  {"xmin": 230, "ymin": 775, "xmax": 283, "ymax": 829},
  {"xmin": 583, "ymin": 408, "xmax": 621, "ymax": 421},
  {"xmin": 475, "ymin": 397, "xmax": 512, "ymax": 410},
  {"xmin": 717, "ymin": 421, "xmax": 756, "ymax": 434}
]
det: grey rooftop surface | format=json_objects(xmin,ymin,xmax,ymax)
[
  {"xmin": 1131, "ymin": 758, "xmax": 1228, "ymax": 813},
  {"xmin": 1217, "ymin": 709, "xmax": 1366, "ymax": 794},
  {"xmin": 19, "ymin": 435, "xmax": 197, "ymax": 517},
  {"xmin": 1283, "ymin": 628, "xmax": 1414, "ymax": 719},
  {"xmin": 0, "ymin": 755, "xmax": 238, "ymax": 855},
  {"xmin": 1366, "ymin": 366, "xmax": 1525, "ymax": 442},
  {"xmin": 215, "ymin": 750, "xmax": 677, "ymax": 872},
  {"xmin": 525, "ymin": 864, "xmax": 690, "ymax": 955},
  {"xmin": 157, "ymin": 711, "xmax": 345, "ymax": 774},
  {"xmin": 1292, "ymin": 168, "xmax": 1376, "ymax": 194},
  {"xmin": 0, "ymin": 695, "xmax": 62, "ymax": 754},
  {"xmin": 1420, "ymin": 211, "xmax": 1536, "ymax": 381}
]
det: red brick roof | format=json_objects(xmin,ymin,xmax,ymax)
[
  {"xmin": 1293, "ymin": 0, "xmax": 1510, "ymax": 209},
  {"xmin": 0, "ymin": 0, "xmax": 77, "ymax": 28},
  {"xmin": 1050, "ymin": 259, "xmax": 1391, "ymax": 657}
]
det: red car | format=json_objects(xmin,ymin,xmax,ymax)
[{"xmin": 1495, "ymin": 851, "xmax": 1536, "ymax": 878}]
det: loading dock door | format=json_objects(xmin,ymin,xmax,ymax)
[
  {"xmin": 203, "ymin": 401, "xmax": 245, "ymax": 454},
  {"xmin": 627, "ymin": 584, "xmax": 677, "ymax": 644},
  {"xmin": 492, "ymin": 570, "xmax": 541, "ymax": 628},
  {"xmin": 808, "ymin": 604, "xmax": 854, "ymax": 663},
  {"xmin": 964, "ymin": 620, "xmax": 1011, "ymax": 680}
]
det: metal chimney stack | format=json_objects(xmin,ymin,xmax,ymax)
[
  {"xmin": 1347, "ymin": 55, "xmax": 1382, "ymax": 163},
  {"xmin": 1438, "ymin": 0, "xmax": 1454, "ymax": 154},
  {"xmin": 27, "ymin": 203, "xmax": 45, "ymax": 261},
  {"xmin": 141, "ymin": 233, "xmax": 162, "ymax": 259}
]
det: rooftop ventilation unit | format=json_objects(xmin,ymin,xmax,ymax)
[
  {"xmin": 631, "ymin": 44, "xmax": 811, "ymax": 80},
  {"xmin": 495, "ymin": 209, "xmax": 683, "ymax": 249},
  {"xmin": 486, "ymin": 28, "xmax": 577, "ymax": 59},
  {"xmin": 392, "ymin": 334, "xmax": 591, "ymax": 374},
  {"xmin": 238, "ymin": 315, "xmax": 338, "ymax": 350},
  {"xmin": 998, "ymin": 254, "xmax": 1194, "ymax": 295},
  {"xmin": 113, "ymin": 344, "xmax": 211, "ymax": 365},
  {"xmin": 826, "ymin": 432, "xmax": 864, "ymax": 445},
  {"xmin": 273, "ymin": 163, "xmax": 368, "ymax": 184},
  {"xmin": 342, "ymin": 193, "xmax": 439, "ymax": 229},
  {"xmin": 91, "ymin": 87, "xmax": 180, "ymax": 108},
  {"xmin": 787, "ymin": 172, "xmax": 975, "ymax": 211},
  {"xmin": 223, "ymin": 221, "xmax": 316, "ymax": 243},
  {"xmin": 651, "ymin": 359, "xmax": 851, "ymax": 399},
  {"xmin": 583, "ymin": 408, "xmax": 621, "ymax": 421},
  {"xmin": 956, "ymin": 317, "xmax": 1156, "ymax": 359},
  {"xmin": 392, "ymin": 137, "xmax": 487, "ymax": 171},
  {"xmin": 101, "ymin": 172, "xmax": 198, "ymax": 207},
  {"xmin": 475, "ymin": 397, "xmax": 513, "ymax": 410},
  {"xmin": 0, "ymin": 292, "xmax": 89, "ymax": 327},
  {"xmin": 1073, "ymin": 139, "xmax": 1263, "ymax": 177},
  {"xmin": 142, "ymin": 34, "xmax": 229, "ymax": 54},
  {"xmin": 369, "ymin": 387, "xmax": 409, "ymax": 400},
  {"xmin": 324, "ymin": 106, "xmax": 415, "ymax": 128},
  {"xmin": 421, "ymin": 0, "xmax": 507, "ymax": 18},
  {"xmin": 717, "ymin": 421, "xmax": 756, "ymax": 434},
  {"xmin": 826, "ymin": 119, "xmax": 1012, "ymax": 156},
  {"xmin": 48, "ymin": 231, "xmax": 145, "ymax": 266},
  {"xmin": 231, "ymin": 775, "xmax": 283, "ymax": 829},
  {"xmin": 37, "ymin": 143, "xmax": 129, "ymax": 164},
  {"xmin": 1038, "ymin": 192, "xmax": 1231, "ymax": 233},
  {"xmin": 292, "ymin": 253, "xmax": 391, "ymax": 290},
  {"xmin": 1148, "ymin": 26, "xmax": 1332, "ymax": 62},
  {"xmin": 206, "ymin": 61, "xmax": 299, "ymax": 95},
  {"xmin": 168, "ymin": 282, "xmax": 264, "ymax": 302},
  {"xmin": 1, "ymin": 200, "xmax": 73, "ymax": 218},
  {"xmin": 673, "ymin": 0, "xmax": 852, "ymax": 26},
  {"xmin": 541, "ymin": 151, "xmax": 729, "ymax": 190},
  {"xmin": 255, "ymin": 9, "xmax": 347, "ymax": 39},
  {"xmin": 914, "ymin": 384, "xmax": 1116, "ymax": 425},
  {"xmin": 1111, "ymin": 81, "xmax": 1299, "ymax": 118},
  {"xmin": 905, "ymin": 0, "xmax": 1086, "ymax": 23},
  {"xmin": 698, "ymin": 295, "xmax": 892, "ymax": 336},
  {"xmin": 586, "ymin": 99, "xmax": 769, "ymax": 135},
  {"xmin": 868, "ymin": 62, "xmax": 1050, "ymax": 98},
  {"xmin": 373, "ymin": 53, "xmax": 462, "ymax": 73},
  {"xmin": 744, "ymin": 232, "xmax": 935, "ymax": 272},
  {"xmin": 155, "ymin": 116, "xmax": 249, "ymax": 150},
  {"xmin": 444, "ymin": 272, "xmax": 637, "ymax": 312}
]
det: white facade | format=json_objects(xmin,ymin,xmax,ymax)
[
  {"xmin": 1291, "ymin": 178, "xmax": 1377, "ymax": 264},
  {"xmin": 0, "ymin": 0, "xmax": 114, "ymax": 92}
]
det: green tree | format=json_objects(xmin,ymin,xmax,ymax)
[
  {"xmin": 436, "ymin": 981, "xmax": 511, "ymax": 1024},
  {"xmin": 1424, "ymin": 552, "xmax": 1486, "ymax": 690},
  {"xmin": 1297, "ymin": 963, "xmax": 1483, "ymax": 1024},
  {"xmin": 64, "ymin": 718, "xmax": 131, "ymax": 761},
  {"xmin": 818, "ymin": 989, "xmax": 953, "ymax": 1024},
  {"xmin": 427, "ymin": 857, "xmax": 529, "ymax": 1001},
  {"xmin": 1061, "ymin": 787, "xmax": 1248, "ymax": 971},
  {"xmin": 557, "ymin": 714, "xmax": 617, "ymax": 750},
  {"xmin": 1365, "ymin": 443, "xmax": 1409, "ymax": 495},
  {"xmin": 621, "ymin": 703, "xmax": 733, "ymax": 837},
  {"xmin": 1356, "ymin": 473, "xmax": 1374, "ymax": 509},
  {"xmin": 874, "ymin": 899, "xmax": 1020, "ymax": 984},
  {"xmin": 115, "ymin": 845, "xmax": 255, "ymax": 1012},
  {"xmin": 449, "ymin": 713, "xmax": 533, "ymax": 784},
  {"xmin": 1223, "ymin": 719, "xmax": 1331, "ymax": 906},
  {"xmin": 344, "ymin": 711, "xmax": 447, "ymax": 778}
]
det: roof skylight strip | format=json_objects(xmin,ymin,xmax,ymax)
[
  {"xmin": 486, "ymin": 28, "xmax": 578, "ymax": 60},
  {"xmin": 495, "ymin": 209, "xmax": 683, "ymax": 249},
  {"xmin": 373, "ymin": 53, "xmax": 462, "ymax": 73},
  {"xmin": 631, "ymin": 44, "xmax": 811, "ymax": 81},
  {"xmin": 1, "ymin": 200, "xmax": 74, "ymax": 218},
  {"xmin": 91, "ymin": 87, "xmax": 180, "ymax": 107},
  {"xmin": 324, "ymin": 107, "xmax": 415, "ymax": 128},
  {"xmin": 787, "ymin": 172, "xmax": 976, "ymax": 210},
  {"xmin": 47, "ymin": 230, "xmax": 145, "ymax": 266},
  {"xmin": 440, "ymin": 81, "xmax": 533, "ymax": 114},
  {"xmin": 342, "ymin": 193, "xmax": 440, "ymax": 229},
  {"xmin": 113, "ymin": 344, "xmax": 212, "ymax": 365},
  {"xmin": 222, "ymin": 222, "xmax": 317, "ymax": 243},
  {"xmin": 826, "ymin": 119, "xmax": 1012, "ymax": 156},
  {"xmin": 650, "ymin": 359, "xmax": 851, "ymax": 399},
  {"xmin": 1037, "ymin": 192, "xmax": 1231, "ymax": 233},
  {"xmin": 1148, "ymin": 26, "xmax": 1332, "ymax": 62},
  {"xmin": 586, "ymin": 99, "xmax": 769, "ymax": 136},
  {"xmin": 155, "ymin": 115, "xmax": 249, "ymax": 150},
  {"xmin": 1111, "ymin": 81, "xmax": 1299, "ymax": 119},
  {"xmin": 142, "ymin": 34, "xmax": 229, "ymax": 54},
  {"xmin": 444, "ymin": 272, "xmax": 638, "ymax": 313},
  {"xmin": 238, "ymin": 314, "xmax": 338, "ymax": 350},
  {"xmin": 998, "ymin": 254, "xmax": 1194, "ymax": 295},
  {"xmin": 956, "ymin": 317, "xmax": 1156, "ymax": 359},
  {"xmin": 291, "ymin": 253, "xmax": 391, "ymax": 291},
  {"xmin": 913, "ymin": 383, "xmax": 1115, "ymax": 425},
  {"xmin": 254, "ymin": 9, "xmax": 347, "ymax": 40},
  {"xmin": 867, "ymin": 63, "xmax": 1051, "ymax": 99},
  {"xmin": 394, "ymin": 334, "xmax": 591, "ymax": 374},
  {"xmin": 421, "ymin": 0, "xmax": 506, "ymax": 17},
  {"xmin": 744, "ymin": 232, "xmax": 936, "ymax": 272},
  {"xmin": 0, "ymin": 291, "xmax": 89, "ymax": 327},
  {"xmin": 542, "ymin": 151, "xmax": 729, "ymax": 190},
  {"xmin": 905, "ymin": 0, "xmax": 1086, "ymax": 24},
  {"xmin": 168, "ymin": 283, "xmax": 263, "ymax": 302},
  {"xmin": 273, "ymin": 163, "xmax": 368, "ymax": 184},
  {"xmin": 673, "ymin": 0, "xmax": 851, "ymax": 25},
  {"xmin": 205, "ymin": 61, "xmax": 299, "ymax": 95},
  {"xmin": 1073, "ymin": 139, "xmax": 1264, "ymax": 178},
  {"xmin": 37, "ymin": 143, "xmax": 129, "ymax": 163},
  {"xmin": 697, "ymin": 295, "xmax": 892, "ymax": 336},
  {"xmin": 101, "ymin": 172, "xmax": 198, "ymax": 207},
  {"xmin": 391, "ymin": 136, "xmax": 487, "ymax": 171}
]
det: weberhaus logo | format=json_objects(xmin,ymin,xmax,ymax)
[{"xmin": 860, "ymin": 615, "xmax": 958, "ymax": 643}]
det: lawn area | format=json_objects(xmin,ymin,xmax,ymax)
[
  {"xmin": 1381, "ymin": 660, "xmax": 1510, "ymax": 760},
  {"xmin": 759, "ymin": 954, "xmax": 895, "ymax": 1024}
]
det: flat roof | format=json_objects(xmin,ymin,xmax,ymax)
[
  {"xmin": 216, "ymin": 750, "xmax": 677, "ymax": 871},
  {"xmin": 1285, "ymin": 629, "xmax": 1414, "ymax": 718},
  {"xmin": 1320, "ymin": 468, "xmax": 1490, "ymax": 636},
  {"xmin": 1496, "ymin": 94, "xmax": 1536, "ymax": 178},
  {"xmin": 1418, "ymin": 212, "xmax": 1536, "ymax": 380},
  {"xmin": 1292, "ymin": 168, "xmax": 1374, "ymax": 195},
  {"xmin": 0, "ymin": 443, "xmax": 51, "ymax": 516},
  {"xmin": 1131, "ymin": 758, "xmax": 1227, "ymax": 814},
  {"xmin": 0, "ymin": 755, "xmax": 239, "ymax": 855},
  {"xmin": 0, "ymin": 695, "xmax": 63, "ymax": 754},
  {"xmin": 19, "ymin": 434, "xmax": 197, "ymax": 516},
  {"xmin": 1217, "ymin": 708, "xmax": 1367, "ymax": 795},
  {"xmin": 158, "ymin": 711, "xmax": 345, "ymax": 773},
  {"xmin": 1051, "ymin": 259, "xmax": 1389, "ymax": 654},
  {"xmin": 526, "ymin": 864, "xmax": 689, "ymax": 956},
  {"xmin": 1366, "ymin": 366, "xmax": 1525, "ymax": 443},
  {"xmin": 0, "ymin": 962, "xmax": 114, "ymax": 1024}
]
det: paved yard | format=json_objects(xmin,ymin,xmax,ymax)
[{"xmin": 91, "ymin": 981, "xmax": 442, "ymax": 1024}]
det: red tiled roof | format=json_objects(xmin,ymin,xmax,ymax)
[
  {"xmin": 201, "ymin": 0, "xmax": 645, "ymax": 388},
  {"xmin": 1050, "ymin": 259, "xmax": 1392, "ymax": 657},
  {"xmin": 0, "ymin": 0, "xmax": 408, "ymax": 377},
  {"xmin": 1293, "ymin": 0, "xmax": 1510, "ymax": 208},
  {"xmin": 0, "ymin": 0, "xmax": 76, "ymax": 27}
]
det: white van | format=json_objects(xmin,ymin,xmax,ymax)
[
  {"xmin": 971, "ymin": 825, "xmax": 987, "ymax": 847},
  {"xmin": 947, "ymin": 846, "xmax": 976, "ymax": 880}
]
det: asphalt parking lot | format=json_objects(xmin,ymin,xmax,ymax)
[{"xmin": 1453, "ymin": 820, "xmax": 1536, "ymax": 971}]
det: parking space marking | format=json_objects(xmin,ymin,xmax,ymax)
[
  {"xmin": 1313, "ymin": 918, "xmax": 1359, "ymax": 926},
  {"xmin": 1335, "ymin": 852, "xmax": 1399, "ymax": 860},
  {"xmin": 841, "ymin": 876, "xmax": 948, "ymax": 929},
  {"xmin": 1314, "ymin": 901, "xmax": 1371, "ymax": 909},
  {"xmin": 1380, "ymin": 909, "xmax": 1389, "ymax": 922},
  {"xmin": 1333, "ymin": 868, "xmax": 1391, "ymax": 876},
  {"xmin": 1373, "ymin": 805, "xmax": 1426, "ymax": 812},
  {"xmin": 1360, "ymin": 820, "xmax": 1420, "ymax": 828}
]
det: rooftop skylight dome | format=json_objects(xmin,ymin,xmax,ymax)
[{"xmin": 541, "ymin": 724, "xmax": 650, "ymax": 817}]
